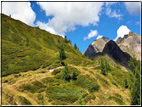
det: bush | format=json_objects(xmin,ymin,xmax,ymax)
[
  {"xmin": 51, "ymin": 68, "xmax": 61, "ymax": 75},
  {"xmin": 100, "ymin": 58, "xmax": 111, "ymax": 75},
  {"xmin": 42, "ymin": 77, "xmax": 59, "ymax": 84},
  {"xmin": 19, "ymin": 81, "xmax": 46, "ymax": 93},
  {"xmin": 70, "ymin": 67, "xmax": 80, "ymax": 80},
  {"xmin": 107, "ymin": 96, "xmax": 125, "ymax": 105},
  {"xmin": 46, "ymin": 85, "xmax": 87, "ymax": 104},
  {"xmin": 128, "ymin": 57, "xmax": 140, "ymax": 105},
  {"xmin": 19, "ymin": 96, "xmax": 32, "ymax": 105},
  {"xmin": 95, "ymin": 74, "xmax": 109, "ymax": 88},
  {"xmin": 84, "ymin": 94, "xmax": 96, "ymax": 103},
  {"xmin": 61, "ymin": 64, "xmax": 70, "ymax": 81},
  {"xmin": 59, "ymin": 45, "xmax": 66, "ymax": 62},
  {"xmin": 74, "ymin": 75, "xmax": 100, "ymax": 92}
]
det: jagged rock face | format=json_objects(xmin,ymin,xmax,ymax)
[
  {"xmin": 117, "ymin": 32, "xmax": 141, "ymax": 61},
  {"xmin": 103, "ymin": 40, "xmax": 131, "ymax": 67},
  {"xmin": 84, "ymin": 37, "xmax": 110, "ymax": 57},
  {"xmin": 84, "ymin": 45, "xmax": 97, "ymax": 57},
  {"xmin": 116, "ymin": 34, "xmax": 128, "ymax": 44}
]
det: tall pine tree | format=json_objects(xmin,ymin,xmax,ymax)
[
  {"xmin": 61, "ymin": 64, "xmax": 70, "ymax": 81},
  {"xmin": 59, "ymin": 45, "xmax": 66, "ymax": 63},
  {"xmin": 65, "ymin": 35, "xmax": 68, "ymax": 43}
]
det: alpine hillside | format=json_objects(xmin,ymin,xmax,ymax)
[{"xmin": 1, "ymin": 14, "xmax": 140, "ymax": 105}]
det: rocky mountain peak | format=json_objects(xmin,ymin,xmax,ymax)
[
  {"xmin": 102, "ymin": 37, "xmax": 110, "ymax": 42},
  {"xmin": 116, "ymin": 34, "xmax": 128, "ymax": 44},
  {"xmin": 117, "ymin": 31, "xmax": 141, "ymax": 60},
  {"xmin": 103, "ymin": 40, "xmax": 131, "ymax": 67},
  {"xmin": 84, "ymin": 37, "xmax": 110, "ymax": 58}
]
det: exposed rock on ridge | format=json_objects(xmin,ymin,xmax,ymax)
[
  {"xmin": 102, "ymin": 40, "xmax": 131, "ymax": 67},
  {"xmin": 84, "ymin": 37, "xmax": 110, "ymax": 57},
  {"xmin": 117, "ymin": 32, "xmax": 141, "ymax": 61}
]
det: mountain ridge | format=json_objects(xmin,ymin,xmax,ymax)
[{"xmin": 102, "ymin": 40, "xmax": 131, "ymax": 68}]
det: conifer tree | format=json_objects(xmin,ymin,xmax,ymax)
[
  {"xmin": 100, "ymin": 59, "xmax": 111, "ymax": 75},
  {"xmin": 61, "ymin": 64, "xmax": 70, "ymax": 81},
  {"xmin": 71, "ymin": 71, "xmax": 77, "ymax": 80},
  {"xmin": 59, "ymin": 45, "xmax": 66, "ymax": 63},
  {"xmin": 68, "ymin": 39, "xmax": 71, "ymax": 44},
  {"xmin": 74, "ymin": 43, "xmax": 78, "ymax": 50},
  {"xmin": 100, "ymin": 59, "xmax": 106, "ymax": 75},
  {"xmin": 65, "ymin": 35, "xmax": 68, "ymax": 43},
  {"xmin": 128, "ymin": 57, "xmax": 140, "ymax": 105}
]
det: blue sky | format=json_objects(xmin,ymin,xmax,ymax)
[{"xmin": 2, "ymin": 2, "xmax": 141, "ymax": 53}]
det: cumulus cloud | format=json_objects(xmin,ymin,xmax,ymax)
[
  {"xmin": 105, "ymin": 2, "xmax": 123, "ymax": 20},
  {"xmin": 114, "ymin": 25, "xmax": 130, "ymax": 41},
  {"xmin": 2, "ymin": 2, "xmax": 36, "ymax": 26},
  {"xmin": 84, "ymin": 30, "xmax": 98, "ymax": 41},
  {"xmin": 124, "ymin": 2, "xmax": 140, "ymax": 16},
  {"xmin": 36, "ymin": 21, "xmax": 64, "ymax": 37},
  {"xmin": 97, "ymin": 35, "xmax": 103, "ymax": 40},
  {"xmin": 37, "ymin": 2, "xmax": 104, "ymax": 36},
  {"xmin": 105, "ymin": 2, "xmax": 117, "ymax": 6},
  {"xmin": 106, "ymin": 7, "xmax": 123, "ymax": 20}
]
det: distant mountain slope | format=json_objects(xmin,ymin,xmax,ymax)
[
  {"xmin": 84, "ymin": 37, "xmax": 110, "ymax": 57},
  {"xmin": 116, "ymin": 32, "xmax": 141, "ymax": 61},
  {"xmin": 1, "ymin": 14, "xmax": 94, "ymax": 76},
  {"xmin": 102, "ymin": 40, "xmax": 131, "ymax": 68}
]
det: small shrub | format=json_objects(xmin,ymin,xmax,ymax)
[
  {"xmin": 42, "ymin": 77, "xmax": 57, "ymax": 84},
  {"xmin": 51, "ymin": 69, "xmax": 61, "ymax": 75},
  {"xmin": 61, "ymin": 64, "xmax": 70, "ymax": 81},
  {"xmin": 84, "ymin": 94, "xmax": 96, "ymax": 103},
  {"xmin": 54, "ymin": 74, "xmax": 62, "ymax": 79},
  {"xmin": 100, "ymin": 58, "xmax": 111, "ymax": 75},
  {"xmin": 74, "ymin": 75, "xmax": 100, "ymax": 92},
  {"xmin": 40, "ymin": 70, "xmax": 46, "ymax": 73},
  {"xmin": 19, "ymin": 96, "xmax": 32, "ymax": 105},
  {"xmin": 19, "ymin": 81, "xmax": 46, "ymax": 93},
  {"xmin": 107, "ymin": 96, "xmax": 125, "ymax": 105},
  {"xmin": 95, "ymin": 74, "xmax": 110, "ymax": 88},
  {"xmin": 46, "ymin": 85, "xmax": 87, "ymax": 104}
]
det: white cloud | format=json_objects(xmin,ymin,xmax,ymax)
[
  {"xmin": 124, "ymin": 2, "xmax": 140, "ymax": 16},
  {"xmin": 135, "ymin": 21, "xmax": 140, "ymax": 25},
  {"xmin": 114, "ymin": 25, "xmax": 130, "ymax": 41},
  {"xmin": 97, "ymin": 35, "xmax": 103, "ymax": 40},
  {"xmin": 105, "ymin": 2, "xmax": 117, "ymax": 6},
  {"xmin": 106, "ymin": 7, "xmax": 122, "ymax": 20},
  {"xmin": 36, "ymin": 21, "xmax": 64, "ymax": 37},
  {"xmin": 37, "ymin": 2, "xmax": 104, "ymax": 35},
  {"xmin": 2, "ymin": 2, "xmax": 36, "ymax": 26},
  {"xmin": 84, "ymin": 30, "xmax": 98, "ymax": 41}
]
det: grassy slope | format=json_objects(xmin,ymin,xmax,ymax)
[
  {"xmin": 2, "ymin": 14, "xmax": 132, "ymax": 105},
  {"xmin": 2, "ymin": 14, "xmax": 93, "ymax": 76}
]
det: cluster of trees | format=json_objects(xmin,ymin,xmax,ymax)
[
  {"xmin": 74, "ymin": 43, "xmax": 79, "ymax": 51},
  {"xmin": 59, "ymin": 43, "xmax": 79, "ymax": 82},
  {"xmin": 65, "ymin": 35, "xmax": 79, "ymax": 51},
  {"xmin": 61, "ymin": 64, "xmax": 78, "ymax": 82},
  {"xmin": 65, "ymin": 35, "xmax": 71, "ymax": 44},
  {"xmin": 128, "ymin": 57, "xmax": 140, "ymax": 105},
  {"xmin": 100, "ymin": 58, "xmax": 111, "ymax": 75}
]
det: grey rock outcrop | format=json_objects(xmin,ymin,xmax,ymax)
[
  {"xmin": 84, "ymin": 37, "xmax": 110, "ymax": 58},
  {"xmin": 117, "ymin": 32, "xmax": 141, "ymax": 60},
  {"xmin": 103, "ymin": 40, "xmax": 131, "ymax": 67}
]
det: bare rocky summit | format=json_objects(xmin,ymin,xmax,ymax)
[
  {"xmin": 102, "ymin": 40, "xmax": 131, "ymax": 67},
  {"xmin": 84, "ymin": 37, "xmax": 110, "ymax": 57},
  {"xmin": 117, "ymin": 32, "xmax": 141, "ymax": 61}
]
